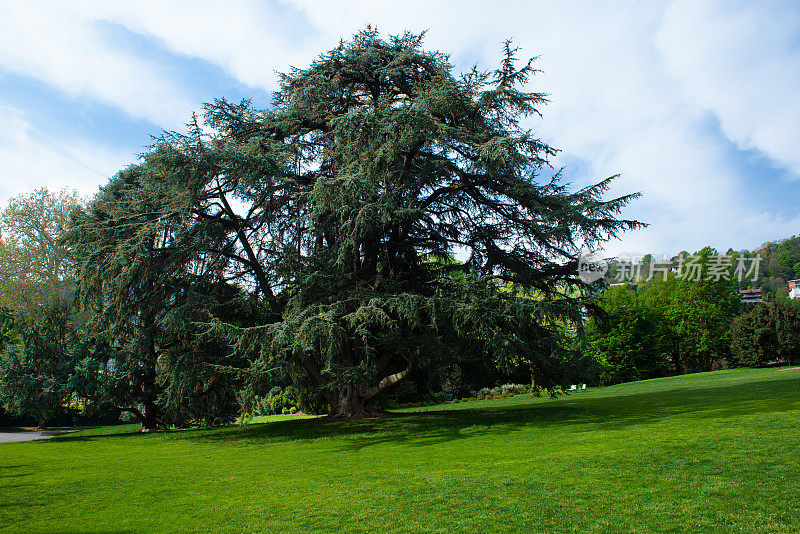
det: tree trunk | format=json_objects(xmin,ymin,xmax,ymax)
[
  {"xmin": 312, "ymin": 359, "xmax": 416, "ymax": 419},
  {"xmin": 138, "ymin": 340, "xmax": 162, "ymax": 432},
  {"xmin": 671, "ymin": 341, "xmax": 683, "ymax": 375},
  {"xmin": 327, "ymin": 383, "xmax": 379, "ymax": 419},
  {"xmin": 139, "ymin": 401, "xmax": 161, "ymax": 432}
]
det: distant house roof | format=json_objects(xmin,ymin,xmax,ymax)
[{"xmin": 739, "ymin": 288, "xmax": 764, "ymax": 304}]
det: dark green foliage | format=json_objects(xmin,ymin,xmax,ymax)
[
  {"xmin": 65, "ymin": 167, "xmax": 182, "ymax": 429},
  {"xmin": 730, "ymin": 304, "xmax": 776, "ymax": 367},
  {"xmin": 0, "ymin": 304, "xmax": 124, "ymax": 428},
  {"xmin": 65, "ymin": 164, "xmax": 262, "ymax": 430},
  {"xmin": 0, "ymin": 303, "xmax": 79, "ymax": 428},
  {"xmin": 65, "ymin": 167, "xmax": 190, "ymax": 430},
  {"xmin": 731, "ymin": 300, "xmax": 800, "ymax": 366},
  {"xmin": 156, "ymin": 283, "xmax": 263, "ymax": 427},
  {"xmin": 772, "ymin": 299, "xmax": 800, "ymax": 364}
]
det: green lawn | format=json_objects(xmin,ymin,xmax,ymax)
[{"xmin": 1, "ymin": 368, "xmax": 799, "ymax": 533}]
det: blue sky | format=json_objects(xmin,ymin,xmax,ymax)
[{"xmin": 1, "ymin": 0, "xmax": 799, "ymax": 256}]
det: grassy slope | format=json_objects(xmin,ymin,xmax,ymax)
[{"xmin": 1, "ymin": 368, "xmax": 799, "ymax": 533}]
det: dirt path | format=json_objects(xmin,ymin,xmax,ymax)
[{"xmin": 0, "ymin": 430, "xmax": 76, "ymax": 443}]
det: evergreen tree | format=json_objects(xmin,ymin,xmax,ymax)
[
  {"xmin": 66, "ymin": 164, "xmax": 261, "ymax": 430},
  {"xmin": 74, "ymin": 30, "xmax": 640, "ymax": 419},
  {"xmin": 0, "ymin": 303, "xmax": 79, "ymax": 428}
]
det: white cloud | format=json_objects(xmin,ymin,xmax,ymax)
[
  {"xmin": 0, "ymin": 2, "xmax": 194, "ymax": 126},
  {"xmin": 279, "ymin": 1, "xmax": 800, "ymax": 253},
  {"xmin": 97, "ymin": 0, "xmax": 320, "ymax": 91},
  {"xmin": 657, "ymin": 0, "xmax": 800, "ymax": 176},
  {"xmin": 0, "ymin": 105, "xmax": 131, "ymax": 203}
]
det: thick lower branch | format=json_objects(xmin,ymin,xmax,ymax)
[{"xmin": 363, "ymin": 361, "xmax": 416, "ymax": 401}]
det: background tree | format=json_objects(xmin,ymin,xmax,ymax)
[
  {"xmin": 0, "ymin": 188, "xmax": 82, "ymax": 318},
  {"xmin": 0, "ymin": 303, "xmax": 80, "ymax": 428},
  {"xmin": 586, "ymin": 285, "xmax": 670, "ymax": 384},
  {"xmin": 664, "ymin": 248, "xmax": 740, "ymax": 372},
  {"xmin": 731, "ymin": 299, "xmax": 800, "ymax": 367},
  {"xmin": 0, "ymin": 189, "xmax": 84, "ymax": 427},
  {"xmin": 589, "ymin": 247, "xmax": 741, "ymax": 381}
]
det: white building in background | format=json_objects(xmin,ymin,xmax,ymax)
[{"xmin": 789, "ymin": 280, "xmax": 800, "ymax": 300}]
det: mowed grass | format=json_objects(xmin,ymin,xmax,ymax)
[{"xmin": 1, "ymin": 368, "xmax": 799, "ymax": 533}]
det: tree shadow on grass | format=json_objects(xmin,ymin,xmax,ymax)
[
  {"xmin": 189, "ymin": 374, "xmax": 800, "ymax": 450},
  {"xmin": 42, "ymin": 423, "xmax": 144, "ymax": 443},
  {"xmin": 47, "ymin": 373, "xmax": 800, "ymax": 449},
  {"xmin": 0, "ymin": 468, "xmax": 43, "ymax": 512},
  {"xmin": 47, "ymin": 430, "xmax": 143, "ymax": 443},
  {"xmin": 0, "ymin": 465, "xmax": 33, "ymax": 488}
]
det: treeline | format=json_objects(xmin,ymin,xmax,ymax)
[{"xmin": 588, "ymin": 247, "xmax": 800, "ymax": 384}]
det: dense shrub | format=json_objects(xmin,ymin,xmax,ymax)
[
  {"xmin": 477, "ymin": 384, "xmax": 531, "ymax": 397},
  {"xmin": 731, "ymin": 300, "xmax": 800, "ymax": 366},
  {"xmin": 248, "ymin": 386, "xmax": 306, "ymax": 416}
]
